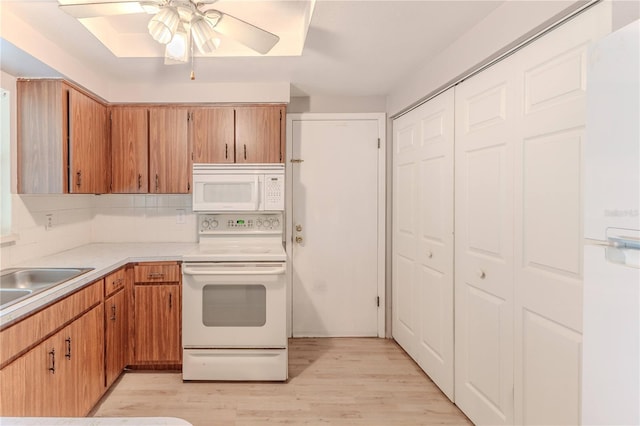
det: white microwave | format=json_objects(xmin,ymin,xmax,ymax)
[{"xmin": 192, "ymin": 164, "xmax": 285, "ymax": 212}]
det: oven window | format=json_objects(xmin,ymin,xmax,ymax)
[
  {"xmin": 203, "ymin": 182, "xmax": 254, "ymax": 203},
  {"xmin": 202, "ymin": 284, "xmax": 266, "ymax": 327}
]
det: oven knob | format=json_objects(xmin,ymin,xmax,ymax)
[
  {"xmin": 272, "ymin": 219, "xmax": 280, "ymax": 227},
  {"xmin": 256, "ymin": 219, "xmax": 263, "ymax": 227},
  {"xmin": 264, "ymin": 219, "xmax": 272, "ymax": 227},
  {"xmin": 202, "ymin": 219, "xmax": 210, "ymax": 229},
  {"xmin": 210, "ymin": 220, "xmax": 218, "ymax": 228}
]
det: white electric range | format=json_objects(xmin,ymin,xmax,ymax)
[{"xmin": 182, "ymin": 212, "xmax": 287, "ymax": 381}]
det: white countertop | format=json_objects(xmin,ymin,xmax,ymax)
[
  {"xmin": 0, "ymin": 243, "xmax": 199, "ymax": 327},
  {"xmin": 0, "ymin": 417, "xmax": 192, "ymax": 425}
]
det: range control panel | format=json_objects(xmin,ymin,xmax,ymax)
[{"xmin": 198, "ymin": 213, "xmax": 283, "ymax": 234}]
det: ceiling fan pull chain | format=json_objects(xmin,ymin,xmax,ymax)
[{"xmin": 190, "ymin": 39, "xmax": 195, "ymax": 80}]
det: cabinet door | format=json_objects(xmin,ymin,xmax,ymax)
[
  {"xmin": 149, "ymin": 107, "xmax": 190, "ymax": 193},
  {"xmin": 68, "ymin": 87, "xmax": 109, "ymax": 193},
  {"xmin": 105, "ymin": 289, "xmax": 128, "ymax": 388},
  {"xmin": 111, "ymin": 106, "xmax": 149, "ymax": 193},
  {"xmin": 235, "ymin": 106, "xmax": 284, "ymax": 163},
  {"xmin": 16, "ymin": 79, "xmax": 66, "ymax": 193},
  {"xmin": 68, "ymin": 303, "xmax": 105, "ymax": 416},
  {"xmin": 134, "ymin": 284, "xmax": 181, "ymax": 364},
  {"xmin": 192, "ymin": 107, "xmax": 235, "ymax": 163},
  {"xmin": 0, "ymin": 332, "xmax": 61, "ymax": 416}
]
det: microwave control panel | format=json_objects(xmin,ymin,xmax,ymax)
[
  {"xmin": 198, "ymin": 213, "xmax": 283, "ymax": 235},
  {"xmin": 263, "ymin": 174, "xmax": 285, "ymax": 211}
]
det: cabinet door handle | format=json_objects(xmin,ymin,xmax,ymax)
[
  {"xmin": 225, "ymin": 143, "xmax": 228, "ymax": 159},
  {"xmin": 169, "ymin": 293, "xmax": 173, "ymax": 310},
  {"xmin": 49, "ymin": 349, "xmax": 56, "ymax": 374},
  {"xmin": 65, "ymin": 337, "xmax": 72, "ymax": 360},
  {"xmin": 155, "ymin": 174, "xmax": 159, "ymax": 192},
  {"xmin": 111, "ymin": 304, "xmax": 117, "ymax": 321},
  {"xmin": 76, "ymin": 170, "xmax": 82, "ymax": 187},
  {"xmin": 138, "ymin": 173, "xmax": 142, "ymax": 189},
  {"xmin": 243, "ymin": 144, "xmax": 247, "ymax": 160}
]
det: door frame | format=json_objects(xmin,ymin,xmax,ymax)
[{"xmin": 285, "ymin": 113, "xmax": 386, "ymax": 338}]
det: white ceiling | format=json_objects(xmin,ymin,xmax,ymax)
[{"xmin": 1, "ymin": 0, "xmax": 505, "ymax": 97}]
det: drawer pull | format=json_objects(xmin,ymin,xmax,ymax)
[
  {"xmin": 147, "ymin": 272, "xmax": 165, "ymax": 280},
  {"xmin": 112, "ymin": 278, "xmax": 124, "ymax": 288},
  {"xmin": 478, "ymin": 269, "xmax": 486, "ymax": 279}
]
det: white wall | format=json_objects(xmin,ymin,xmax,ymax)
[
  {"xmin": 289, "ymin": 95, "xmax": 386, "ymax": 113},
  {"xmin": 386, "ymin": 0, "xmax": 585, "ymax": 116}
]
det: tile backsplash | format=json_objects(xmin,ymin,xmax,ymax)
[
  {"xmin": 92, "ymin": 194, "xmax": 196, "ymax": 243},
  {"xmin": 1, "ymin": 194, "xmax": 196, "ymax": 268}
]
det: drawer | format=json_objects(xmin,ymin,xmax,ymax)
[
  {"xmin": 105, "ymin": 268, "xmax": 126, "ymax": 297},
  {"xmin": 134, "ymin": 263, "xmax": 180, "ymax": 283},
  {"xmin": 0, "ymin": 279, "xmax": 103, "ymax": 367}
]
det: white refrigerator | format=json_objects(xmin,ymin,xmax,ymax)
[{"xmin": 582, "ymin": 20, "xmax": 640, "ymax": 425}]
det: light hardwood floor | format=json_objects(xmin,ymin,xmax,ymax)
[{"xmin": 93, "ymin": 338, "xmax": 472, "ymax": 425}]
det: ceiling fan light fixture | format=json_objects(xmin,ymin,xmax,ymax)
[
  {"xmin": 191, "ymin": 17, "xmax": 218, "ymax": 54},
  {"xmin": 148, "ymin": 7, "xmax": 180, "ymax": 44},
  {"xmin": 165, "ymin": 25, "xmax": 189, "ymax": 63}
]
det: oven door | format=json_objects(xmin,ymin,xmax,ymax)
[
  {"xmin": 192, "ymin": 174, "xmax": 264, "ymax": 211},
  {"xmin": 182, "ymin": 262, "xmax": 286, "ymax": 348}
]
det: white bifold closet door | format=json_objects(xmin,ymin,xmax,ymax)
[
  {"xmin": 454, "ymin": 54, "xmax": 517, "ymax": 425},
  {"xmin": 392, "ymin": 88, "xmax": 455, "ymax": 400},
  {"xmin": 455, "ymin": 3, "xmax": 611, "ymax": 425},
  {"xmin": 511, "ymin": 7, "xmax": 610, "ymax": 425}
]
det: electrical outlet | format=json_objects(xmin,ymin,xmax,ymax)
[
  {"xmin": 176, "ymin": 209, "xmax": 186, "ymax": 225},
  {"xmin": 45, "ymin": 213, "xmax": 54, "ymax": 230}
]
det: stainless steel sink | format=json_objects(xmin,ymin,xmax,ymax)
[{"xmin": 0, "ymin": 267, "xmax": 94, "ymax": 309}]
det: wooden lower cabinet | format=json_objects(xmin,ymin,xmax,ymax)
[
  {"xmin": 133, "ymin": 283, "xmax": 181, "ymax": 364},
  {"xmin": 0, "ymin": 303, "xmax": 104, "ymax": 417}
]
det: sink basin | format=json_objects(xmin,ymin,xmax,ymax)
[{"xmin": 0, "ymin": 267, "xmax": 94, "ymax": 308}]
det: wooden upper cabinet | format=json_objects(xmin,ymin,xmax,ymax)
[
  {"xmin": 192, "ymin": 107, "xmax": 235, "ymax": 163},
  {"xmin": 235, "ymin": 105, "xmax": 284, "ymax": 163},
  {"xmin": 68, "ymin": 88, "xmax": 109, "ymax": 194},
  {"xmin": 148, "ymin": 107, "xmax": 190, "ymax": 194},
  {"xmin": 17, "ymin": 80, "xmax": 109, "ymax": 194},
  {"xmin": 111, "ymin": 106, "xmax": 149, "ymax": 193}
]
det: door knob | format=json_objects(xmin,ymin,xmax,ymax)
[
  {"xmin": 295, "ymin": 236, "xmax": 303, "ymax": 244},
  {"xmin": 296, "ymin": 225, "xmax": 302, "ymax": 232}
]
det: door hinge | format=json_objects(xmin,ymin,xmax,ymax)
[
  {"xmin": 377, "ymin": 138, "xmax": 380, "ymax": 149},
  {"xmin": 376, "ymin": 296, "xmax": 380, "ymax": 307}
]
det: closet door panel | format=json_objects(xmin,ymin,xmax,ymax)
[
  {"xmin": 454, "ymin": 57, "xmax": 516, "ymax": 425},
  {"xmin": 393, "ymin": 89, "xmax": 454, "ymax": 401},
  {"xmin": 392, "ymin": 117, "xmax": 419, "ymax": 358},
  {"xmin": 513, "ymin": 5, "xmax": 611, "ymax": 425}
]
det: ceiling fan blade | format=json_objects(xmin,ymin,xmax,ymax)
[
  {"xmin": 212, "ymin": 12, "xmax": 279, "ymax": 55},
  {"xmin": 59, "ymin": 1, "xmax": 149, "ymax": 18}
]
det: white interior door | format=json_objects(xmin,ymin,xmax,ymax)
[
  {"xmin": 512, "ymin": 7, "xmax": 610, "ymax": 425},
  {"xmin": 290, "ymin": 115, "xmax": 384, "ymax": 337},
  {"xmin": 454, "ymin": 56, "xmax": 516, "ymax": 425},
  {"xmin": 392, "ymin": 88, "xmax": 455, "ymax": 400}
]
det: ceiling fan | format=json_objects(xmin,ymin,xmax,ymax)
[{"xmin": 59, "ymin": 0, "xmax": 280, "ymax": 73}]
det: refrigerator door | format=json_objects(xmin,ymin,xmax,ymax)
[
  {"xmin": 582, "ymin": 245, "xmax": 639, "ymax": 425},
  {"xmin": 584, "ymin": 20, "xmax": 639, "ymax": 240}
]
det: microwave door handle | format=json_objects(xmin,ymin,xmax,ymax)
[
  {"xmin": 183, "ymin": 265, "xmax": 286, "ymax": 276},
  {"xmin": 255, "ymin": 176, "xmax": 262, "ymax": 210}
]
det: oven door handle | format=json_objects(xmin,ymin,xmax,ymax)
[{"xmin": 182, "ymin": 265, "xmax": 286, "ymax": 276}]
